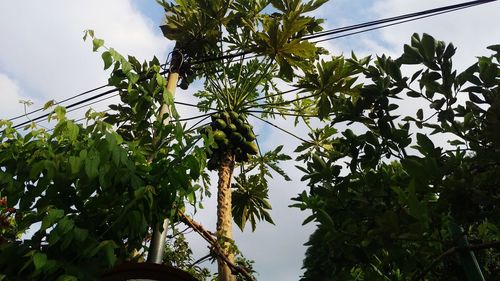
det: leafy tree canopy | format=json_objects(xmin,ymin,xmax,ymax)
[
  {"xmin": 293, "ymin": 34, "xmax": 500, "ymax": 280},
  {"xmin": 0, "ymin": 34, "xmax": 208, "ymax": 280}
]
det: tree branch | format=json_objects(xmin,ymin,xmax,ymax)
[
  {"xmin": 178, "ymin": 212, "xmax": 256, "ymax": 281},
  {"xmin": 413, "ymin": 241, "xmax": 500, "ymax": 281}
]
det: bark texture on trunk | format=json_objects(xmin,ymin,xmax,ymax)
[{"xmin": 216, "ymin": 151, "xmax": 236, "ymax": 281}]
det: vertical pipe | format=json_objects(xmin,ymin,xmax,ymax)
[
  {"xmin": 449, "ymin": 222, "xmax": 485, "ymax": 281},
  {"xmin": 147, "ymin": 47, "xmax": 182, "ymax": 264}
]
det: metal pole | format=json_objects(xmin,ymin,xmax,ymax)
[
  {"xmin": 147, "ymin": 46, "xmax": 182, "ymax": 264},
  {"xmin": 448, "ymin": 221, "xmax": 485, "ymax": 281}
]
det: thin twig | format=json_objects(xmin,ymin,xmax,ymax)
[
  {"xmin": 190, "ymin": 252, "xmax": 212, "ymax": 267},
  {"xmin": 178, "ymin": 212, "xmax": 256, "ymax": 281},
  {"xmin": 412, "ymin": 241, "xmax": 500, "ymax": 281}
]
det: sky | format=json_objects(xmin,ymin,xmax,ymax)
[{"xmin": 1, "ymin": 0, "xmax": 499, "ymax": 280}]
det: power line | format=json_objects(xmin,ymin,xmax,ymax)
[
  {"xmin": 189, "ymin": 0, "xmax": 496, "ymax": 65},
  {"xmin": 9, "ymin": 0, "xmax": 495, "ymax": 128},
  {"xmin": 8, "ymin": 64, "xmax": 170, "ymax": 123},
  {"xmin": 8, "ymin": 84, "xmax": 109, "ymax": 122},
  {"xmin": 301, "ymin": 0, "xmax": 495, "ymax": 41},
  {"xmin": 11, "ymin": 67, "xmax": 171, "ymax": 129},
  {"xmin": 311, "ymin": 7, "xmax": 473, "ymax": 44},
  {"xmin": 13, "ymin": 88, "xmax": 120, "ymax": 129}
]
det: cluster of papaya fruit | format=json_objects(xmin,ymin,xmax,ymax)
[{"xmin": 201, "ymin": 110, "xmax": 258, "ymax": 170}]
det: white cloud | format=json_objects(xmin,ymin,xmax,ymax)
[
  {"xmin": 370, "ymin": 0, "xmax": 500, "ymax": 69},
  {"xmin": 0, "ymin": 0, "xmax": 172, "ymax": 120},
  {"xmin": 0, "ymin": 73, "xmax": 32, "ymax": 119}
]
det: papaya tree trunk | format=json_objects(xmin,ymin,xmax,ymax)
[{"xmin": 216, "ymin": 151, "xmax": 236, "ymax": 281}]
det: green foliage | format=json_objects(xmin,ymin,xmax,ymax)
[
  {"xmin": 0, "ymin": 33, "xmax": 207, "ymax": 280},
  {"xmin": 164, "ymin": 0, "xmax": 326, "ymax": 234},
  {"xmin": 163, "ymin": 230, "xmax": 212, "ymax": 280},
  {"xmin": 294, "ymin": 34, "xmax": 500, "ymax": 280}
]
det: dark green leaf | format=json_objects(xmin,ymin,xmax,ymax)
[
  {"xmin": 33, "ymin": 253, "xmax": 47, "ymax": 271},
  {"xmin": 407, "ymin": 91, "xmax": 421, "ymax": 98},
  {"xmin": 84, "ymin": 148, "xmax": 100, "ymax": 179},
  {"xmin": 101, "ymin": 51, "xmax": 113, "ymax": 70},
  {"xmin": 416, "ymin": 109, "xmax": 423, "ymax": 120},
  {"xmin": 41, "ymin": 209, "xmax": 64, "ymax": 231},
  {"xmin": 92, "ymin": 38, "xmax": 104, "ymax": 52}
]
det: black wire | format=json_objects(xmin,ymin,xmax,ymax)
[
  {"xmin": 189, "ymin": 0, "xmax": 496, "ymax": 65},
  {"xmin": 65, "ymin": 93, "xmax": 119, "ymax": 115},
  {"xmin": 312, "ymin": 7, "xmax": 476, "ymax": 44},
  {"xmin": 174, "ymin": 101, "xmax": 218, "ymax": 111},
  {"xmin": 8, "ymin": 84, "xmax": 109, "ymax": 122},
  {"xmin": 10, "ymin": 0, "xmax": 495, "ymax": 128},
  {"xmin": 301, "ymin": 0, "xmax": 494, "ymax": 41},
  {"xmin": 8, "ymin": 61, "xmax": 170, "ymax": 123},
  {"xmin": 13, "ymin": 87, "xmax": 120, "ymax": 129}
]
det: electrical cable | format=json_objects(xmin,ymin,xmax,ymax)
[
  {"xmin": 8, "ymin": 84, "xmax": 109, "ymax": 122},
  {"xmin": 7, "ymin": 62, "xmax": 169, "ymax": 123},
  {"xmin": 13, "ymin": 87, "xmax": 120, "ymax": 129},
  {"xmin": 301, "ymin": 0, "xmax": 494, "ymax": 41},
  {"xmin": 189, "ymin": 0, "xmax": 496, "ymax": 65},
  {"xmin": 312, "ymin": 8, "xmax": 469, "ymax": 44},
  {"xmin": 9, "ymin": 0, "xmax": 495, "ymax": 128}
]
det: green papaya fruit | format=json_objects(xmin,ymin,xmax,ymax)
[
  {"xmin": 238, "ymin": 124, "xmax": 251, "ymax": 135},
  {"xmin": 211, "ymin": 113, "xmax": 221, "ymax": 122},
  {"xmin": 234, "ymin": 147, "xmax": 244, "ymax": 162},
  {"xmin": 245, "ymin": 131, "xmax": 256, "ymax": 141},
  {"xmin": 213, "ymin": 130, "xmax": 227, "ymax": 142},
  {"xmin": 229, "ymin": 132, "xmax": 245, "ymax": 145},
  {"xmin": 233, "ymin": 117, "xmax": 244, "ymax": 128},
  {"xmin": 229, "ymin": 111, "xmax": 239, "ymax": 121},
  {"xmin": 216, "ymin": 137, "xmax": 230, "ymax": 148},
  {"xmin": 221, "ymin": 111, "xmax": 231, "ymax": 122},
  {"xmin": 243, "ymin": 141, "xmax": 258, "ymax": 155},
  {"xmin": 214, "ymin": 118, "xmax": 227, "ymax": 130},
  {"xmin": 227, "ymin": 123, "xmax": 237, "ymax": 132}
]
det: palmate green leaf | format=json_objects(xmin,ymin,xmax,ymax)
[
  {"xmin": 245, "ymin": 145, "xmax": 291, "ymax": 181},
  {"xmin": 43, "ymin": 100, "xmax": 56, "ymax": 110},
  {"xmin": 232, "ymin": 174, "xmax": 274, "ymax": 231},
  {"xmin": 297, "ymin": 34, "xmax": 500, "ymax": 281},
  {"xmin": 281, "ymin": 40, "xmax": 316, "ymax": 59}
]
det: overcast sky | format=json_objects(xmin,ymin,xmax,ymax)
[{"xmin": 1, "ymin": 1, "xmax": 499, "ymax": 280}]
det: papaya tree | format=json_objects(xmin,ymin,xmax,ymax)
[
  {"xmin": 0, "ymin": 34, "xmax": 208, "ymax": 280},
  {"xmin": 157, "ymin": 0, "xmax": 329, "ymax": 279},
  {"xmin": 292, "ymin": 34, "xmax": 500, "ymax": 280}
]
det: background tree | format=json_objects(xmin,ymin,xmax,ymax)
[
  {"xmin": 293, "ymin": 34, "xmax": 500, "ymax": 280},
  {"xmin": 0, "ymin": 35, "xmax": 207, "ymax": 280}
]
